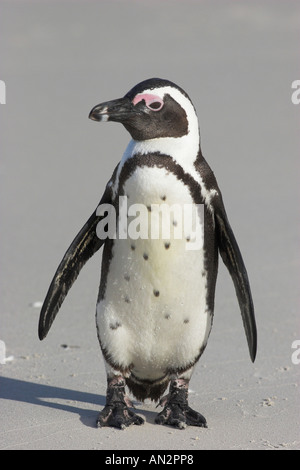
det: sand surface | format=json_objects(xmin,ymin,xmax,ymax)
[{"xmin": 0, "ymin": 0, "xmax": 299, "ymax": 450}]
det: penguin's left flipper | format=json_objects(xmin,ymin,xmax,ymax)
[
  {"xmin": 214, "ymin": 201, "xmax": 257, "ymax": 362},
  {"xmin": 38, "ymin": 185, "xmax": 112, "ymax": 340}
]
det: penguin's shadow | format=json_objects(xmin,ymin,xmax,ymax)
[
  {"xmin": 0, "ymin": 376, "xmax": 105, "ymax": 428},
  {"xmin": 0, "ymin": 377, "xmax": 157, "ymax": 428}
]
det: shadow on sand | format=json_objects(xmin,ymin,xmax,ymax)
[
  {"xmin": 0, "ymin": 376, "xmax": 158, "ymax": 428},
  {"xmin": 0, "ymin": 376, "xmax": 107, "ymax": 428}
]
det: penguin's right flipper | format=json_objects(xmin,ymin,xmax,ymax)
[{"xmin": 38, "ymin": 185, "xmax": 112, "ymax": 340}]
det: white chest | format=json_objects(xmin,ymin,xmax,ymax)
[{"xmin": 97, "ymin": 166, "xmax": 212, "ymax": 379}]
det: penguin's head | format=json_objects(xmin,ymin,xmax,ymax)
[{"xmin": 89, "ymin": 78, "xmax": 199, "ymax": 142}]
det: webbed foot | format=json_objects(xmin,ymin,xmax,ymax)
[
  {"xmin": 155, "ymin": 379, "xmax": 207, "ymax": 429},
  {"xmin": 97, "ymin": 376, "xmax": 144, "ymax": 429}
]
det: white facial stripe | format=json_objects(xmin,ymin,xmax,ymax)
[
  {"xmin": 139, "ymin": 86, "xmax": 199, "ymax": 136},
  {"xmin": 129, "ymin": 86, "xmax": 200, "ymax": 182}
]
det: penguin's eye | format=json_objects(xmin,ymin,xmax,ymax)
[
  {"xmin": 133, "ymin": 94, "xmax": 164, "ymax": 112},
  {"xmin": 147, "ymin": 101, "xmax": 164, "ymax": 111}
]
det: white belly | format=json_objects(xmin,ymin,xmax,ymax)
[{"xmin": 97, "ymin": 166, "xmax": 212, "ymax": 380}]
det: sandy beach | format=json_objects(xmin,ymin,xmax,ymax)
[{"xmin": 0, "ymin": 0, "xmax": 299, "ymax": 450}]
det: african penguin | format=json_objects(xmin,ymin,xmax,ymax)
[{"xmin": 39, "ymin": 78, "xmax": 257, "ymax": 430}]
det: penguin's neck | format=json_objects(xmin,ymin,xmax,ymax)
[{"xmin": 122, "ymin": 129, "xmax": 200, "ymax": 174}]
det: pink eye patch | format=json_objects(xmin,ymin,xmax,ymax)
[{"xmin": 132, "ymin": 93, "xmax": 164, "ymax": 111}]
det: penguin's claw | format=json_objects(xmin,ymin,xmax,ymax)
[
  {"xmin": 98, "ymin": 376, "xmax": 144, "ymax": 429},
  {"xmin": 155, "ymin": 403, "xmax": 207, "ymax": 429},
  {"xmin": 155, "ymin": 378, "xmax": 207, "ymax": 429},
  {"xmin": 97, "ymin": 403, "xmax": 144, "ymax": 429}
]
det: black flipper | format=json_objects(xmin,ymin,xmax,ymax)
[
  {"xmin": 214, "ymin": 201, "xmax": 257, "ymax": 362},
  {"xmin": 38, "ymin": 186, "xmax": 112, "ymax": 340}
]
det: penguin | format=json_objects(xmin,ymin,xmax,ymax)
[{"xmin": 38, "ymin": 78, "xmax": 257, "ymax": 430}]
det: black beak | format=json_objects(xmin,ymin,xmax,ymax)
[{"xmin": 89, "ymin": 97, "xmax": 136, "ymax": 123}]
